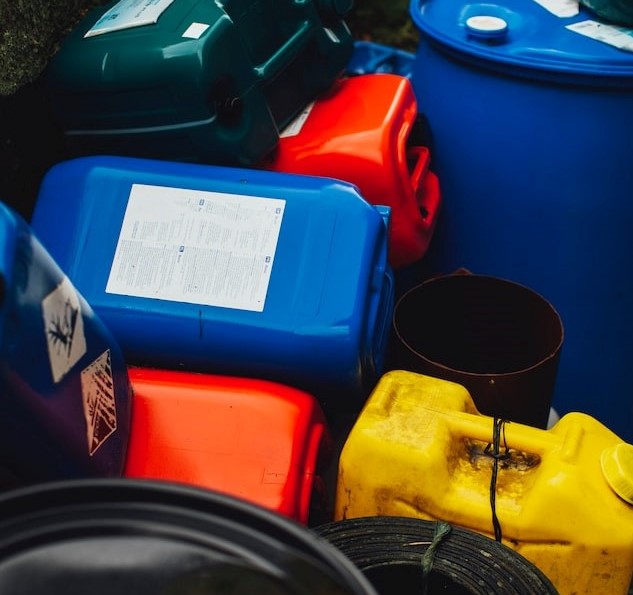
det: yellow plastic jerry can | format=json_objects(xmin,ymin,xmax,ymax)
[{"xmin": 335, "ymin": 370, "xmax": 633, "ymax": 595}]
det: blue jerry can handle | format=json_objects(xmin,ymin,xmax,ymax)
[
  {"xmin": 362, "ymin": 205, "xmax": 394, "ymax": 385},
  {"xmin": 375, "ymin": 205, "xmax": 392, "ymax": 232}
]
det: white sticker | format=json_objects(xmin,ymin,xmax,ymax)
[
  {"xmin": 566, "ymin": 20, "xmax": 633, "ymax": 51},
  {"xmin": 84, "ymin": 0, "xmax": 176, "ymax": 38},
  {"xmin": 182, "ymin": 22, "xmax": 210, "ymax": 39},
  {"xmin": 42, "ymin": 277, "xmax": 87, "ymax": 383},
  {"xmin": 106, "ymin": 184, "xmax": 285, "ymax": 312},
  {"xmin": 466, "ymin": 15, "xmax": 508, "ymax": 34},
  {"xmin": 81, "ymin": 350, "xmax": 118, "ymax": 456},
  {"xmin": 531, "ymin": 0, "xmax": 579, "ymax": 17},
  {"xmin": 280, "ymin": 102, "xmax": 315, "ymax": 138}
]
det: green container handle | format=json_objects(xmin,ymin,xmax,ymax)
[{"xmin": 253, "ymin": 20, "xmax": 315, "ymax": 80}]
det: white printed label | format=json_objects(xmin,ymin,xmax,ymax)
[
  {"xmin": 280, "ymin": 102, "xmax": 315, "ymax": 138},
  {"xmin": 566, "ymin": 20, "xmax": 633, "ymax": 51},
  {"xmin": 42, "ymin": 277, "xmax": 87, "ymax": 383},
  {"xmin": 84, "ymin": 0, "xmax": 176, "ymax": 38},
  {"xmin": 106, "ymin": 184, "xmax": 285, "ymax": 312},
  {"xmin": 81, "ymin": 350, "xmax": 117, "ymax": 456},
  {"xmin": 531, "ymin": 0, "xmax": 579, "ymax": 17},
  {"xmin": 182, "ymin": 22, "xmax": 210, "ymax": 39}
]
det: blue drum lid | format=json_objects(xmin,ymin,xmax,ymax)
[{"xmin": 410, "ymin": 0, "xmax": 633, "ymax": 78}]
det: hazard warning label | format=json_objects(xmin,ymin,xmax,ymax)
[
  {"xmin": 41, "ymin": 276, "xmax": 87, "ymax": 383},
  {"xmin": 81, "ymin": 349, "xmax": 118, "ymax": 456}
]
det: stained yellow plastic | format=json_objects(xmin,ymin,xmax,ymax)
[{"xmin": 335, "ymin": 370, "xmax": 633, "ymax": 595}]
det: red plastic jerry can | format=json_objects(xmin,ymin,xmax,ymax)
[
  {"xmin": 261, "ymin": 73, "xmax": 441, "ymax": 269},
  {"xmin": 123, "ymin": 367, "xmax": 332, "ymax": 524}
]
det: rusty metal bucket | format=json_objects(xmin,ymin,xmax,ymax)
[{"xmin": 390, "ymin": 273, "xmax": 564, "ymax": 428}]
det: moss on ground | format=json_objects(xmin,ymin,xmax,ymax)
[
  {"xmin": 346, "ymin": 0, "xmax": 418, "ymax": 52},
  {"xmin": 0, "ymin": 0, "xmax": 108, "ymax": 96}
]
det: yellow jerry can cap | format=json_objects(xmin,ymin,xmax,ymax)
[{"xmin": 601, "ymin": 442, "xmax": 633, "ymax": 504}]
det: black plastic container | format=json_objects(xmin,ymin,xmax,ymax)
[
  {"xmin": 0, "ymin": 479, "xmax": 377, "ymax": 595},
  {"xmin": 314, "ymin": 516, "xmax": 559, "ymax": 594},
  {"xmin": 390, "ymin": 274, "xmax": 563, "ymax": 428}
]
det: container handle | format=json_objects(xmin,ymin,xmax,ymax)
[
  {"xmin": 253, "ymin": 20, "xmax": 314, "ymax": 80},
  {"xmin": 407, "ymin": 145, "xmax": 430, "ymax": 192},
  {"xmin": 407, "ymin": 145, "xmax": 441, "ymax": 227}
]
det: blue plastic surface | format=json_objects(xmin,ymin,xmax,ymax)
[
  {"xmin": 346, "ymin": 41, "xmax": 415, "ymax": 78},
  {"xmin": 409, "ymin": 0, "xmax": 633, "ymax": 442},
  {"xmin": 0, "ymin": 202, "xmax": 132, "ymax": 483},
  {"xmin": 31, "ymin": 156, "xmax": 393, "ymax": 411},
  {"xmin": 410, "ymin": 0, "xmax": 633, "ymax": 81}
]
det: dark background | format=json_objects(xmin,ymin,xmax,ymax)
[{"xmin": 346, "ymin": 0, "xmax": 418, "ymax": 51}]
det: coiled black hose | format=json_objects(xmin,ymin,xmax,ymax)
[
  {"xmin": 313, "ymin": 516, "xmax": 559, "ymax": 595},
  {"xmin": 0, "ymin": 479, "xmax": 377, "ymax": 595}
]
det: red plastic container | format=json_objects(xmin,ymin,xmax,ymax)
[
  {"xmin": 262, "ymin": 73, "xmax": 441, "ymax": 268},
  {"xmin": 123, "ymin": 368, "xmax": 332, "ymax": 524}
]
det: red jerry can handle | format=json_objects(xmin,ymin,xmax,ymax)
[{"xmin": 407, "ymin": 145, "xmax": 441, "ymax": 230}]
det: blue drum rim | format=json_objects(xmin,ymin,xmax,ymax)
[{"xmin": 409, "ymin": 0, "xmax": 633, "ymax": 80}]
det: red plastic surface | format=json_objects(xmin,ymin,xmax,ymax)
[
  {"xmin": 123, "ymin": 367, "xmax": 332, "ymax": 524},
  {"xmin": 262, "ymin": 73, "xmax": 441, "ymax": 268}
]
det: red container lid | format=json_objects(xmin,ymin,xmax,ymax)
[
  {"xmin": 124, "ymin": 367, "xmax": 332, "ymax": 524},
  {"xmin": 263, "ymin": 73, "xmax": 441, "ymax": 268}
]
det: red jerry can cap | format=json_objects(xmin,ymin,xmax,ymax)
[
  {"xmin": 123, "ymin": 367, "xmax": 332, "ymax": 524},
  {"xmin": 263, "ymin": 73, "xmax": 441, "ymax": 269}
]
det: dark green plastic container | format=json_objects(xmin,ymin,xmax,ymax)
[
  {"xmin": 579, "ymin": 0, "xmax": 633, "ymax": 25},
  {"xmin": 45, "ymin": 0, "xmax": 354, "ymax": 166}
]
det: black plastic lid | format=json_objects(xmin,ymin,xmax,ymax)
[{"xmin": 0, "ymin": 479, "xmax": 377, "ymax": 595}]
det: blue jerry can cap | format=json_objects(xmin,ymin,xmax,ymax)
[{"xmin": 409, "ymin": 0, "xmax": 633, "ymax": 80}]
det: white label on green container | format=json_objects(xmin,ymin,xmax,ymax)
[
  {"xmin": 566, "ymin": 20, "xmax": 633, "ymax": 52},
  {"xmin": 84, "ymin": 0, "xmax": 176, "ymax": 38},
  {"xmin": 42, "ymin": 276, "xmax": 87, "ymax": 383},
  {"xmin": 81, "ymin": 349, "xmax": 118, "ymax": 456},
  {"xmin": 106, "ymin": 183, "xmax": 285, "ymax": 312},
  {"xmin": 280, "ymin": 101, "xmax": 315, "ymax": 138},
  {"xmin": 182, "ymin": 22, "xmax": 210, "ymax": 39},
  {"xmin": 531, "ymin": 0, "xmax": 579, "ymax": 17}
]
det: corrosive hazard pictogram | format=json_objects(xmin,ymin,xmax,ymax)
[
  {"xmin": 81, "ymin": 349, "xmax": 117, "ymax": 456},
  {"xmin": 41, "ymin": 276, "xmax": 87, "ymax": 383}
]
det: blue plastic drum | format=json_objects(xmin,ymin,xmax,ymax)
[
  {"xmin": 409, "ymin": 0, "xmax": 633, "ymax": 441},
  {"xmin": 0, "ymin": 203, "xmax": 132, "ymax": 484}
]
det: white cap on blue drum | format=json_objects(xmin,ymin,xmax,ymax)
[{"xmin": 465, "ymin": 15, "xmax": 508, "ymax": 39}]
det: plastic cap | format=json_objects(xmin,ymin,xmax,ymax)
[
  {"xmin": 601, "ymin": 442, "xmax": 633, "ymax": 504},
  {"xmin": 465, "ymin": 15, "xmax": 508, "ymax": 40}
]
